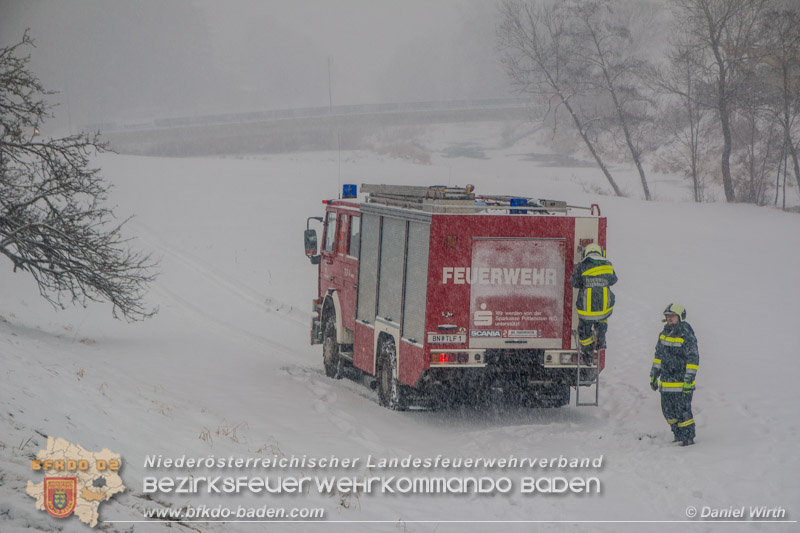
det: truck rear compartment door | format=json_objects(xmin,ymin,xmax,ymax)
[{"xmin": 468, "ymin": 238, "xmax": 567, "ymax": 349}]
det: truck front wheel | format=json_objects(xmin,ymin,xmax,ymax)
[
  {"xmin": 377, "ymin": 337, "xmax": 407, "ymax": 411},
  {"xmin": 322, "ymin": 319, "xmax": 342, "ymax": 379}
]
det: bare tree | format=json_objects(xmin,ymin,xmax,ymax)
[
  {"xmin": 569, "ymin": 0, "xmax": 654, "ymax": 199},
  {"xmin": 732, "ymin": 68, "xmax": 782, "ymax": 204},
  {"xmin": 651, "ymin": 39, "xmax": 712, "ymax": 202},
  {"xmin": 0, "ymin": 33, "xmax": 157, "ymax": 321},
  {"xmin": 760, "ymin": 6, "xmax": 800, "ymax": 197},
  {"xmin": 498, "ymin": 0, "xmax": 623, "ymax": 196},
  {"xmin": 672, "ymin": 0, "xmax": 769, "ymax": 203}
]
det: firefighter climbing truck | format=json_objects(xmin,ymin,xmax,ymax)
[{"xmin": 303, "ymin": 184, "xmax": 607, "ymax": 409}]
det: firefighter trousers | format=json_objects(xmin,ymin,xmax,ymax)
[
  {"xmin": 661, "ymin": 391, "xmax": 695, "ymax": 441},
  {"xmin": 577, "ymin": 319, "xmax": 607, "ymax": 354}
]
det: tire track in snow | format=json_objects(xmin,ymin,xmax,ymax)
[{"xmin": 280, "ymin": 364, "xmax": 387, "ymax": 450}]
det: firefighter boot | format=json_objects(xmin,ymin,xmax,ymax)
[
  {"xmin": 678, "ymin": 406, "xmax": 696, "ymax": 446},
  {"xmin": 677, "ymin": 422, "xmax": 695, "ymax": 446},
  {"xmin": 669, "ymin": 421, "xmax": 680, "ymax": 442}
]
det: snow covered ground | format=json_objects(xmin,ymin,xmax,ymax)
[{"xmin": 1, "ymin": 122, "xmax": 799, "ymax": 532}]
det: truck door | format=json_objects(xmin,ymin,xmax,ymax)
[
  {"xmin": 320, "ymin": 210, "xmax": 341, "ymax": 296},
  {"xmin": 320, "ymin": 209, "xmax": 359, "ymax": 333},
  {"xmin": 468, "ymin": 238, "xmax": 568, "ymax": 350},
  {"xmin": 340, "ymin": 215, "xmax": 360, "ymax": 331}
]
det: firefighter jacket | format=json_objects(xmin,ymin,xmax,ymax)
[
  {"xmin": 650, "ymin": 321, "xmax": 700, "ymax": 392},
  {"xmin": 569, "ymin": 255, "xmax": 617, "ymax": 321}
]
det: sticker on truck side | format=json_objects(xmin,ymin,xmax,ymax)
[
  {"xmin": 469, "ymin": 330, "xmax": 502, "ymax": 338},
  {"xmin": 469, "ymin": 329, "xmax": 543, "ymax": 338},
  {"xmin": 507, "ymin": 330, "xmax": 543, "ymax": 338}
]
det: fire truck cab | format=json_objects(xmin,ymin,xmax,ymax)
[{"xmin": 304, "ymin": 184, "xmax": 607, "ymax": 410}]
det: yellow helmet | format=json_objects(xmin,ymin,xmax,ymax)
[
  {"xmin": 583, "ymin": 243, "xmax": 604, "ymax": 258},
  {"xmin": 663, "ymin": 303, "xmax": 686, "ymax": 321}
]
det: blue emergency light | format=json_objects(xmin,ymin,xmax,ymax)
[
  {"xmin": 510, "ymin": 197, "xmax": 528, "ymax": 214},
  {"xmin": 342, "ymin": 184, "xmax": 357, "ymax": 199}
]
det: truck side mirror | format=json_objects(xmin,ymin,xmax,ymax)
[{"xmin": 304, "ymin": 229, "xmax": 319, "ymax": 263}]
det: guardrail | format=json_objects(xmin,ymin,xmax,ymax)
[{"xmin": 85, "ymin": 97, "xmax": 531, "ymax": 133}]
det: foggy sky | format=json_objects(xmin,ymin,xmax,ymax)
[{"xmin": 0, "ymin": 0, "xmax": 513, "ymax": 132}]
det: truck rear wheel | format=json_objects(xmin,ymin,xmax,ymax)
[
  {"xmin": 377, "ymin": 337, "xmax": 407, "ymax": 411},
  {"xmin": 322, "ymin": 319, "xmax": 342, "ymax": 379}
]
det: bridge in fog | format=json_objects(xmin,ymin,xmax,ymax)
[{"xmin": 99, "ymin": 98, "xmax": 533, "ymax": 157}]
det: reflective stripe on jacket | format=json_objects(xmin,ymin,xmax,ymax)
[
  {"xmin": 570, "ymin": 256, "xmax": 617, "ymax": 322},
  {"xmin": 652, "ymin": 321, "xmax": 700, "ymax": 385}
]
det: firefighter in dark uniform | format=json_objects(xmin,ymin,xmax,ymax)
[
  {"xmin": 650, "ymin": 303, "xmax": 699, "ymax": 446},
  {"xmin": 570, "ymin": 243, "xmax": 617, "ymax": 365}
]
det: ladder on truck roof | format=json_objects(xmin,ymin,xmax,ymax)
[
  {"xmin": 360, "ymin": 183, "xmax": 568, "ymax": 214},
  {"xmin": 361, "ymin": 183, "xmax": 475, "ymax": 200},
  {"xmin": 361, "ymin": 183, "xmax": 480, "ymax": 214}
]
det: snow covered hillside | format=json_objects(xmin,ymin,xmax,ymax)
[{"xmin": 1, "ymin": 123, "xmax": 799, "ymax": 532}]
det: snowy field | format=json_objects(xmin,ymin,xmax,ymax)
[{"xmin": 1, "ymin": 122, "xmax": 799, "ymax": 532}]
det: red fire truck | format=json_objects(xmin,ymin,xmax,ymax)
[{"xmin": 303, "ymin": 184, "xmax": 607, "ymax": 410}]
